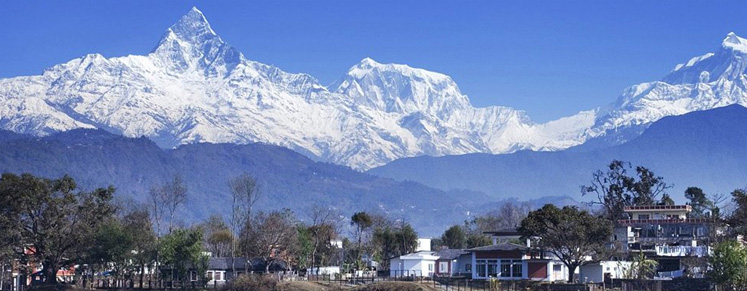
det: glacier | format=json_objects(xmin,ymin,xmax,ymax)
[{"xmin": 0, "ymin": 7, "xmax": 745, "ymax": 170}]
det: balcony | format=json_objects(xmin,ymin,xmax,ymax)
[
  {"xmin": 655, "ymin": 246, "xmax": 711, "ymax": 257},
  {"xmin": 624, "ymin": 205, "xmax": 691, "ymax": 211},
  {"xmin": 617, "ymin": 218, "xmax": 714, "ymax": 225}
]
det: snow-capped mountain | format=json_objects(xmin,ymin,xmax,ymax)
[
  {"xmin": 0, "ymin": 7, "xmax": 745, "ymax": 170},
  {"xmin": 0, "ymin": 7, "xmax": 593, "ymax": 170},
  {"xmin": 587, "ymin": 32, "xmax": 747, "ymax": 144}
]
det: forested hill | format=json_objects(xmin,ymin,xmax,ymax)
[{"xmin": 0, "ymin": 129, "xmax": 491, "ymax": 235}]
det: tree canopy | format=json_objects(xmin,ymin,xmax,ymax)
[
  {"xmin": 708, "ymin": 240, "xmax": 747, "ymax": 290},
  {"xmin": 0, "ymin": 173, "xmax": 116, "ymax": 285},
  {"xmin": 728, "ymin": 189, "xmax": 747, "ymax": 236},
  {"xmin": 440, "ymin": 225, "xmax": 467, "ymax": 249},
  {"xmin": 518, "ymin": 204, "xmax": 612, "ymax": 282}
]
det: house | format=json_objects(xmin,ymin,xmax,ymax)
[
  {"xmin": 579, "ymin": 261, "xmax": 632, "ymax": 283},
  {"xmin": 485, "ymin": 228, "xmax": 526, "ymax": 245},
  {"xmin": 467, "ymin": 228, "xmax": 569, "ymax": 281},
  {"xmin": 468, "ymin": 243, "xmax": 568, "ymax": 281},
  {"xmin": 434, "ymin": 249, "xmax": 471, "ymax": 277},
  {"xmin": 615, "ymin": 205, "xmax": 714, "ymax": 278},
  {"xmin": 306, "ymin": 266, "xmax": 340, "ymax": 276},
  {"xmin": 186, "ymin": 257, "xmax": 290, "ymax": 286},
  {"xmin": 388, "ymin": 251, "xmax": 439, "ymax": 277}
]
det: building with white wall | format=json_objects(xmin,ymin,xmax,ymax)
[{"xmin": 389, "ymin": 251, "xmax": 438, "ymax": 278}]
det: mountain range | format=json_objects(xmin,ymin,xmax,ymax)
[
  {"xmin": 370, "ymin": 104, "xmax": 747, "ymax": 202},
  {"xmin": 1, "ymin": 7, "xmax": 745, "ymax": 170},
  {"xmin": 0, "ymin": 104, "xmax": 744, "ymax": 235}
]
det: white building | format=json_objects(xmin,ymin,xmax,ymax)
[
  {"xmin": 307, "ymin": 266, "xmax": 340, "ymax": 276},
  {"xmin": 416, "ymin": 238, "xmax": 431, "ymax": 252},
  {"xmin": 389, "ymin": 251, "xmax": 439, "ymax": 277},
  {"xmin": 579, "ymin": 261, "xmax": 632, "ymax": 283}
]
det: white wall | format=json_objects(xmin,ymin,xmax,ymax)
[
  {"xmin": 579, "ymin": 261, "xmax": 631, "ymax": 283},
  {"xmin": 416, "ymin": 238, "xmax": 431, "ymax": 252},
  {"xmin": 389, "ymin": 258, "xmax": 435, "ymax": 277},
  {"xmin": 307, "ymin": 266, "xmax": 340, "ymax": 275}
]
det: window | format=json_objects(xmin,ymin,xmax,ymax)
[
  {"xmin": 207, "ymin": 271, "xmax": 213, "ymax": 281},
  {"xmin": 465, "ymin": 264, "xmax": 472, "ymax": 272},
  {"xmin": 500, "ymin": 260, "xmax": 523, "ymax": 278},
  {"xmin": 428, "ymin": 263, "xmax": 433, "ymax": 271},
  {"xmin": 501, "ymin": 260, "xmax": 511, "ymax": 277},
  {"xmin": 511, "ymin": 261, "xmax": 522, "ymax": 278},
  {"xmin": 487, "ymin": 260, "xmax": 498, "ymax": 277},
  {"xmin": 215, "ymin": 272, "xmax": 222, "ymax": 281},
  {"xmin": 696, "ymin": 226, "xmax": 706, "ymax": 237},
  {"xmin": 439, "ymin": 262, "xmax": 448, "ymax": 273},
  {"xmin": 476, "ymin": 261, "xmax": 487, "ymax": 277},
  {"xmin": 638, "ymin": 214, "xmax": 650, "ymax": 220},
  {"xmin": 190, "ymin": 271, "xmax": 198, "ymax": 281}
]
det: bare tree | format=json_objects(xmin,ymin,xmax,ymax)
[
  {"xmin": 229, "ymin": 173, "xmax": 260, "ymax": 275},
  {"xmin": 163, "ymin": 175, "xmax": 188, "ymax": 233},
  {"xmin": 582, "ymin": 160, "xmax": 672, "ymax": 220},
  {"xmin": 149, "ymin": 175, "xmax": 187, "ymax": 282},
  {"xmin": 148, "ymin": 185, "xmax": 165, "ymax": 283},
  {"xmin": 149, "ymin": 185, "xmax": 166, "ymax": 236},
  {"xmin": 201, "ymin": 215, "xmax": 233, "ymax": 257},
  {"xmin": 240, "ymin": 210, "xmax": 297, "ymax": 273},
  {"xmin": 306, "ymin": 206, "xmax": 340, "ymax": 272}
]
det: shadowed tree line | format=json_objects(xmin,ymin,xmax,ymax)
[{"xmin": 0, "ymin": 172, "xmax": 421, "ymax": 287}]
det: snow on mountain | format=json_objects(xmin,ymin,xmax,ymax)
[
  {"xmin": 0, "ymin": 7, "xmax": 595, "ymax": 170},
  {"xmin": 587, "ymin": 32, "xmax": 747, "ymax": 143},
  {"xmin": 0, "ymin": 7, "xmax": 744, "ymax": 169}
]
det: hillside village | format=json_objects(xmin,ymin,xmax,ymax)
[{"xmin": 2, "ymin": 160, "xmax": 747, "ymax": 291}]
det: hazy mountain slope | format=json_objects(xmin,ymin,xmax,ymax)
[
  {"xmin": 0, "ymin": 128, "xmax": 493, "ymax": 235},
  {"xmin": 369, "ymin": 105, "xmax": 747, "ymax": 202}
]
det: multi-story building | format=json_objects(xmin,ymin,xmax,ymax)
[{"xmin": 615, "ymin": 205, "xmax": 713, "ymax": 278}]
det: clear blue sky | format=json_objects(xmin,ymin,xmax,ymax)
[{"xmin": 1, "ymin": 1, "xmax": 745, "ymax": 122}]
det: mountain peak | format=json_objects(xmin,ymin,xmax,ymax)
[
  {"xmin": 357, "ymin": 57, "xmax": 380, "ymax": 67},
  {"xmin": 167, "ymin": 6, "xmax": 217, "ymax": 42},
  {"xmin": 722, "ymin": 32, "xmax": 747, "ymax": 53}
]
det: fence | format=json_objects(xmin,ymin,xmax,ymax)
[{"xmin": 79, "ymin": 273, "xmax": 711, "ymax": 291}]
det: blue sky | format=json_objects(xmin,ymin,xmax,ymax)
[{"xmin": 1, "ymin": 1, "xmax": 745, "ymax": 122}]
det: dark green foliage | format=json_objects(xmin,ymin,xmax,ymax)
[
  {"xmin": 122, "ymin": 208, "xmax": 156, "ymax": 287},
  {"xmin": 160, "ymin": 227, "xmax": 206, "ymax": 281},
  {"xmin": 729, "ymin": 189, "xmax": 747, "ymax": 236},
  {"xmin": 708, "ymin": 240, "xmax": 747, "ymax": 290},
  {"xmin": 440, "ymin": 225, "xmax": 466, "ymax": 249},
  {"xmin": 89, "ymin": 219, "xmax": 133, "ymax": 279},
  {"xmin": 518, "ymin": 204, "xmax": 612, "ymax": 282},
  {"xmin": 0, "ymin": 173, "xmax": 116, "ymax": 285},
  {"xmin": 372, "ymin": 222, "xmax": 418, "ymax": 269},
  {"xmin": 295, "ymin": 226, "xmax": 313, "ymax": 270},
  {"xmin": 684, "ymin": 186, "xmax": 719, "ymax": 219},
  {"xmin": 351, "ymin": 212, "xmax": 373, "ymax": 268},
  {"xmin": 659, "ymin": 193, "xmax": 675, "ymax": 206}
]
